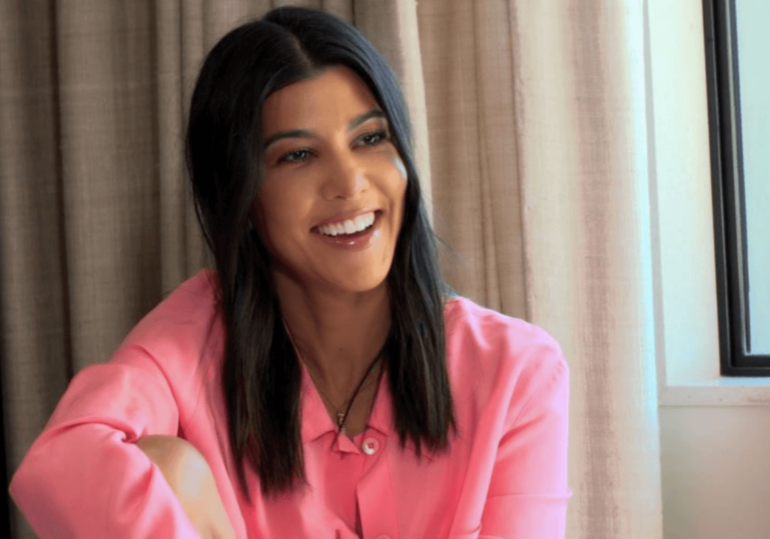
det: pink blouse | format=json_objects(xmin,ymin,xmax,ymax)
[{"xmin": 10, "ymin": 270, "xmax": 571, "ymax": 538}]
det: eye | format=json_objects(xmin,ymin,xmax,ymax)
[
  {"xmin": 357, "ymin": 129, "xmax": 390, "ymax": 147},
  {"xmin": 279, "ymin": 148, "xmax": 315, "ymax": 163}
]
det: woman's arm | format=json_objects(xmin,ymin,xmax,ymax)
[
  {"xmin": 9, "ymin": 346, "xmax": 207, "ymax": 538},
  {"xmin": 136, "ymin": 435, "xmax": 236, "ymax": 539}
]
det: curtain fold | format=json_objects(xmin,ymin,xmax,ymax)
[
  {"xmin": 1, "ymin": 1, "xmax": 665, "ymax": 538},
  {"xmin": 417, "ymin": 0, "xmax": 527, "ymax": 318},
  {"xmin": 511, "ymin": 1, "xmax": 664, "ymax": 537},
  {"xmin": 418, "ymin": 0, "xmax": 663, "ymax": 537},
  {"xmin": 0, "ymin": 4, "xmax": 73, "ymax": 538}
]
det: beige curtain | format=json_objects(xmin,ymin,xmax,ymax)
[
  {"xmin": 418, "ymin": 0, "xmax": 664, "ymax": 537},
  {"xmin": 1, "ymin": 1, "xmax": 663, "ymax": 538}
]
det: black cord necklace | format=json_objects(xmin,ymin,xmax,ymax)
[
  {"xmin": 283, "ymin": 319, "xmax": 385, "ymax": 434},
  {"xmin": 330, "ymin": 353, "xmax": 382, "ymax": 433}
]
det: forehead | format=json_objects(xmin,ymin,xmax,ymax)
[{"xmin": 262, "ymin": 66, "xmax": 381, "ymax": 134}]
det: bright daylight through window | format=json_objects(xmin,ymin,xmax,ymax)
[{"xmin": 705, "ymin": 0, "xmax": 770, "ymax": 374}]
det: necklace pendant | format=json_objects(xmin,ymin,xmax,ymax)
[{"xmin": 336, "ymin": 412, "xmax": 345, "ymax": 428}]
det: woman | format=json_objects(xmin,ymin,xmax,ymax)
[{"xmin": 10, "ymin": 6, "xmax": 570, "ymax": 538}]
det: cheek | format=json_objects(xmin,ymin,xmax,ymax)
[
  {"xmin": 252, "ymin": 190, "xmax": 289, "ymax": 240},
  {"xmin": 255, "ymin": 186, "xmax": 292, "ymax": 230},
  {"xmin": 256, "ymin": 185, "xmax": 315, "ymax": 251}
]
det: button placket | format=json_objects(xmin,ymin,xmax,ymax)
[{"xmin": 355, "ymin": 433, "xmax": 399, "ymax": 539}]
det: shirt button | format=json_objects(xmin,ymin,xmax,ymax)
[{"xmin": 362, "ymin": 437, "xmax": 379, "ymax": 455}]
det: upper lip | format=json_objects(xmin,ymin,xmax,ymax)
[{"xmin": 313, "ymin": 209, "xmax": 379, "ymax": 229}]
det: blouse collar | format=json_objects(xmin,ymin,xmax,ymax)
[{"xmin": 299, "ymin": 361, "xmax": 440, "ymax": 461}]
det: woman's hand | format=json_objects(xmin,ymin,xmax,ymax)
[{"xmin": 135, "ymin": 435, "xmax": 236, "ymax": 539}]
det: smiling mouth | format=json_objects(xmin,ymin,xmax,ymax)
[
  {"xmin": 323, "ymin": 221, "xmax": 375, "ymax": 239},
  {"xmin": 314, "ymin": 211, "xmax": 380, "ymax": 237}
]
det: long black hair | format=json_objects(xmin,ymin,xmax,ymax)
[{"xmin": 186, "ymin": 6, "xmax": 455, "ymax": 499}]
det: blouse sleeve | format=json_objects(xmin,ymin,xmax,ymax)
[
  {"xmin": 480, "ymin": 340, "xmax": 571, "ymax": 538},
  {"xmin": 9, "ymin": 344, "xmax": 203, "ymax": 538}
]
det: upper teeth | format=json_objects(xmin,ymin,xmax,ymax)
[{"xmin": 318, "ymin": 212, "xmax": 376, "ymax": 236}]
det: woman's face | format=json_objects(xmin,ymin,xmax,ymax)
[{"xmin": 253, "ymin": 66, "xmax": 407, "ymax": 296}]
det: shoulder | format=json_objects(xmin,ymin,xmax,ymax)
[
  {"xmin": 444, "ymin": 296, "xmax": 566, "ymax": 372},
  {"xmin": 110, "ymin": 269, "xmax": 225, "ymax": 384},
  {"xmin": 42, "ymin": 271, "xmax": 224, "ymax": 434},
  {"xmin": 443, "ymin": 296, "xmax": 568, "ymax": 424},
  {"xmin": 124, "ymin": 269, "xmax": 221, "ymax": 343}
]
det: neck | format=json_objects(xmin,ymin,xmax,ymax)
[{"xmin": 274, "ymin": 270, "xmax": 391, "ymax": 398}]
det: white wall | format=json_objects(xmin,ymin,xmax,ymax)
[
  {"xmin": 649, "ymin": 1, "xmax": 770, "ymax": 537},
  {"xmin": 660, "ymin": 407, "xmax": 770, "ymax": 538}
]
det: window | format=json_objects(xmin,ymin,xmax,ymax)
[{"xmin": 704, "ymin": 0, "xmax": 770, "ymax": 375}]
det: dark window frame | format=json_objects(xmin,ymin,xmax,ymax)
[{"xmin": 704, "ymin": 0, "xmax": 770, "ymax": 375}]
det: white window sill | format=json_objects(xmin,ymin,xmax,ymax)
[{"xmin": 660, "ymin": 378, "xmax": 770, "ymax": 406}]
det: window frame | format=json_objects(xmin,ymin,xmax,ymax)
[{"xmin": 704, "ymin": 0, "xmax": 770, "ymax": 375}]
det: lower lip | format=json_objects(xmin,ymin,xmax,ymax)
[{"xmin": 313, "ymin": 213, "xmax": 381, "ymax": 251}]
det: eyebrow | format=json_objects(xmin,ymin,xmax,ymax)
[{"xmin": 263, "ymin": 109, "xmax": 388, "ymax": 150}]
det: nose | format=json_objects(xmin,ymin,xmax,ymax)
[{"xmin": 321, "ymin": 149, "xmax": 369, "ymax": 200}]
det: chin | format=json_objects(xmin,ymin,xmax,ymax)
[{"xmin": 327, "ymin": 273, "xmax": 389, "ymax": 295}]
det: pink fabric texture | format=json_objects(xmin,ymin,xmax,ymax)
[{"xmin": 10, "ymin": 270, "xmax": 571, "ymax": 538}]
